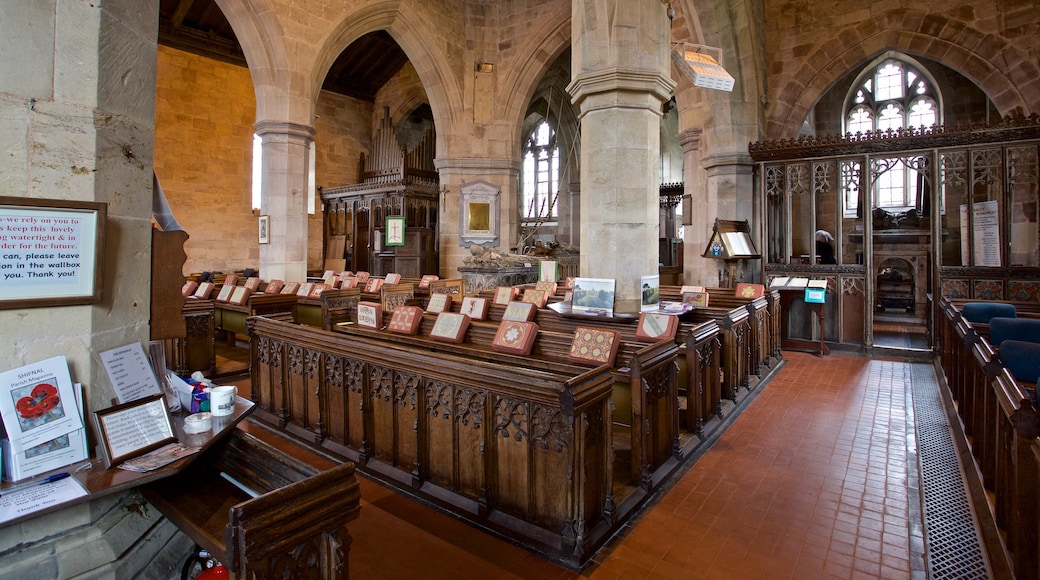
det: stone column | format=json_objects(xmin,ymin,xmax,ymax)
[
  {"xmin": 567, "ymin": 0, "xmax": 675, "ymax": 313},
  {"xmin": 434, "ymin": 157, "xmax": 521, "ymax": 277},
  {"xmin": 679, "ymin": 128, "xmax": 718, "ymax": 286},
  {"xmin": 255, "ymin": 120, "xmax": 315, "ymax": 283},
  {"xmin": 703, "ymin": 151, "xmax": 759, "ymax": 284}
]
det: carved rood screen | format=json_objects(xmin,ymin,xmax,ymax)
[{"xmin": 752, "ymin": 116, "xmax": 1040, "ymax": 296}]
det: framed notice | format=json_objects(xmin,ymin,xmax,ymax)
[
  {"xmin": 93, "ymin": 394, "xmax": 176, "ymax": 468},
  {"xmin": 0, "ymin": 197, "xmax": 106, "ymax": 309},
  {"xmin": 386, "ymin": 216, "xmax": 405, "ymax": 247},
  {"xmin": 258, "ymin": 215, "xmax": 270, "ymax": 244}
]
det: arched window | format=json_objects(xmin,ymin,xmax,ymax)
[
  {"xmin": 521, "ymin": 120, "xmax": 559, "ymax": 221},
  {"xmin": 843, "ymin": 58, "xmax": 940, "ymax": 215}
]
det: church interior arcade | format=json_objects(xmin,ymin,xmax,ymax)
[{"xmin": 1, "ymin": 0, "xmax": 1039, "ymax": 577}]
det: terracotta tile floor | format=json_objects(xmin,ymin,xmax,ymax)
[{"xmin": 226, "ymin": 350, "xmax": 934, "ymax": 579}]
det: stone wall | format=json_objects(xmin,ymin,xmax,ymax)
[
  {"xmin": 155, "ymin": 46, "xmax": 258, "ymax": 275},
  {"xmin": 156, "ymin": 47, "xmax": 370, "ymax": 277}
]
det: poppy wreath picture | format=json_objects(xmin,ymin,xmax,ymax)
[{"xmin": 13, "ymin": 381, "xmax": 66, "ymax": 430}]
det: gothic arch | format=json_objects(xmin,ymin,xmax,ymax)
[
  {"xmin": 769, "ymin": 9, "xmax": 1033, "ymax": 139},
  {"xmin": 215, "ymin": 0, "xmax": 293, "ymax": 121},
  {"xmin": 311, "ymin": 4, "xmax": 464, "ymax": 149},
  {"xmin": 498, "ymin": 9, "xmax": 572, "ymax": 153}
]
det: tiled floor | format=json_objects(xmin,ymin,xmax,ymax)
[{"xmin": 227, "ymin": 351, "xmax": 941, "ymax": 579}]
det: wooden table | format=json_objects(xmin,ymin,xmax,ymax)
[{"xmin": 0, "ymin": 397, "xmax": 254, "ymax": 528}]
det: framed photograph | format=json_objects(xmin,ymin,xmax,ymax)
[
  {"xmin": 385, "ymin": 216, "xmax": 405, "ymax": 247},
  {"xmin": 640, "ymin": 274, "xmax": 660, "ymax": 312},
  {"xmin": 571, "ymin": 277, "xmax": 616, "ymax": 315},
  {"xmin": 258, "ymin": 215, "xmax": 270, "ymax": 244},
  {"xmin": 92, "ymin": 394, "xmax": 176, "ymax": 468},
  {"xmin": 0, "ymin": 197, "xmax": 106, "ymax": 309}
]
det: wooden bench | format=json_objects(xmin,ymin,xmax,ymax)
[
  {"xmin": 143, "ymin": 424, "xmax": 361, "ymax": 578},
  {"xmin": 170, "ymin": 297, "xmax": 216, "ymax": 377},
  {"xmin": 936, "ymin": 295, "xmax": 1040, "ymax": 577},
  {"xmin": 246, "ymin": 315, "xmax": 614, "ymax": 568},
  {"xmin": 471, "ymin": 289, "xmax": 741, "ymax": 445},
  {"xmin": 215, "ymin": 293, "xmax": 298, "ymax": 345}
]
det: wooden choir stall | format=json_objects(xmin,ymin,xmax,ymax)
[{"xmin": 320, "ymin": 107, "xmax": 439, "ymax": 278}]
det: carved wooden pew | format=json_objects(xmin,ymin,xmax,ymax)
[
  {"xmin": 215, "ymin": 293, "xmax": 298, "ymax": 344},
  {"xmin": 143, "ymin": 425, "xmax": 361, "ymax": 578},
  {"xmin": 247, "ymin": 316, "xmax": 615, "ymax": 568},
  {"xmin": 170, "ymin": 298, "xmax": 216, "ymax": 377},
  {"xmin": 472, "ymin": 291, "xmax": 730, "ymax": 445},
  {"xmin": 338, "ymin": 310, "xmax": 681, "ymax": 493},
  {"xmin": 936, "ymin": 295, "xmax": 1040, "ymax": 577}
]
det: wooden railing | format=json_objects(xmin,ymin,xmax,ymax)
[{"xmin": 936, "ymin": 296, "xmax": 1039, "ymax": 578}]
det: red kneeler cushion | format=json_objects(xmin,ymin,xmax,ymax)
[
  {"xmin": 387, "ymin": 305, "xmax": 424, "ymax": 335},
  {"xmin": 568, "ymin": 327, "xmax": 621, "ymax": 366},
  {"xmin": 492, "ymin": 321, "xmax": 539, "ymax": 356}
]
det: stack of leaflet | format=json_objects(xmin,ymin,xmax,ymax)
[{"xmin": 0, "ymin": 356, "xmax": 88, "ymax": 482}]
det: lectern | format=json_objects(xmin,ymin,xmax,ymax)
[{"xmin": 702, "ymin": 218, "xmax": 760, "ymax": 288}]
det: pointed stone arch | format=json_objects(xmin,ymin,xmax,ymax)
[
  {"xmin": 768, "ymin": 9, "xmax": 1034, "ymax": 139},
  {"xmin": 498, "ymin": 9, "xmax": 572, "ymax": 152},
  {"xmin": 310, "ymin": 4, "xmax": 464, "ymax": 147},
  {"xmin": 215, "ymin": 0, "xmax": 294, "ymax": 121}
]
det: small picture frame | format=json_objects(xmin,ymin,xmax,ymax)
[
  {"xmin": 258, "ymin": 215, "xmax": 270, "ymax": 244},
  {"xmin": 386, "ymin": 216, "xmax": 406, "ymax": 247},
  {"xmin": 93, "ymin": 394, "xmax": 176, "ymax": 468},
  {"xmin": 538, "ymin": 260, "xmax": 557, "ymax": 282},
  {"xmin": 571, "ymin": 277, "xmax": 616, "ymax": 315}
]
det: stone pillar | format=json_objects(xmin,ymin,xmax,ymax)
[
  {"xmin": 703, "ymin": 151, "xmax": 759, "ymax": 284},
  {"xmin": 679, "ymin": 128, "xmax": 718, "ymax": 286},
  {"xmin": 255, "ymin": 121, "xmax": 315, "ymax": 283},
  {"xmin": 567, "ymin": 0, "xmax": 675, "ymax": 313},
  {"xmin": 435, "ymin": 157, "xmax": 521, "ymax": 277}
]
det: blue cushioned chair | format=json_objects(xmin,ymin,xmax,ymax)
[
  {"xmin": 962, "ymin": 302, "xmax": 1017, "ymax": 324},
  {"xmin": 1000, "ymin": 340, "xmax": 1040, "ymax": 386},
  {"xmin": 243, "ymin": 268, "xmax": 258, "ymax": 278},
  {"xmin": 989, "ymin": 317, "xmax": 1040, "ymax": 347}
]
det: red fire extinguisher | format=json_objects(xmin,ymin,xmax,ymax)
[{"xmin": 196, "ymin": 565, "xmax": 230, "ymax": 580}]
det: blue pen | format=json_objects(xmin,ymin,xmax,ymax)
[{"xmin": 0, "ymin": 472, "xmax": 71, "ymax": 498}]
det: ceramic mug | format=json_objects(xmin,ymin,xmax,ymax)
[{"xmin": 209, "ymin": 385, "xmax": 238, "ymax": 417}]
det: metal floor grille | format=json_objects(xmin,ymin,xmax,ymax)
[{"xmin": 909, "ymin": 362, "xmax": 991, "ymax": 579}]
